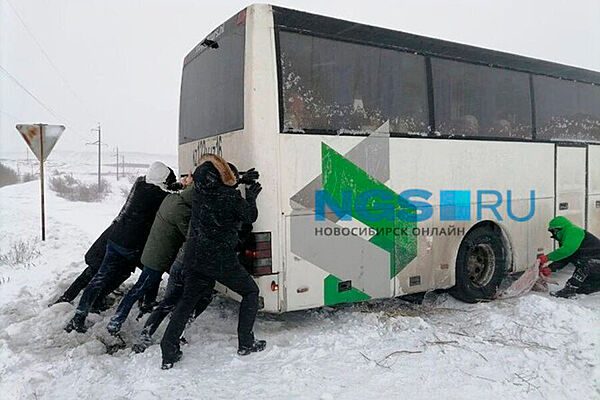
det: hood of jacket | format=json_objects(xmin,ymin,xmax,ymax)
[
  {"xmin": 548, "ymin": 216, "xmax": 581, "ymax": 242},
  {"xmin": 193, "ymin": 154, "xmax": 237, "ymax": 190},
  {"xmin": 146, "ymin": 161, "xmax": 175, "ymax": 191}
]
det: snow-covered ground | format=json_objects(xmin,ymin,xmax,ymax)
[{"xmin": 0, "ymin": 153, "xmax": 598, "ymax": 400}]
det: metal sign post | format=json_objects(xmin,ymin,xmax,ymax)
[
  {"xmin": 38, "ymin": 123, "xmax": 46, "ymax": 240},
  {"xmin": 16, "ymin": 123, "xmax": 65, "ymax": 241}
]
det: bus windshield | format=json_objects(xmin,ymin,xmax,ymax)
[{"xmin": 179, "ymin": 12, "xmax": 245, "ymax": 144}]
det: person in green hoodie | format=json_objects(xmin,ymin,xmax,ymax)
[
  {"xmin": 537, "ymin": 216, "xmax": 600, "ymax": 298},
  {"xmin": 106, "ymin": 179, "xmax": 194, "ymax": 335}
]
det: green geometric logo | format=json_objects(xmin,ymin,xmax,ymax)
[
  {"xmin": 321, "ymin": 143, "xmax": 417, "ymax": 277},
  {"xmin": 289, "ymin": 126, "xmax": 419, "ymax": 306}
]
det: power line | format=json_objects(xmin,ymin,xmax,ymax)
[
  {"xmin": 1, "ymin": 1, "xmax": 109, "ymax": 149},
  {"xmin": 3, "ymin": 0, "xmax": 94, "ymax": 121},
  {"xmin": 1, "ymin": 0, "xmax": 96, "ymax": 142},
  {"xmin": 0, "ymin": 64, "xmax": 64, "ymax": 120},
  {"xmin": 0, "ymin": 64, "xmax": 92, "ymax": 142}
]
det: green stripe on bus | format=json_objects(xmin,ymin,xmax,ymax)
[
  {"xmin": 324, "ymin": 274, "xmax": 371, "ymax": 306},
  {"xmin": 321, "ymin": 142, "xmax": 417, "ymax": 277}
]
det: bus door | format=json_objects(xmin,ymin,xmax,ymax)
[
  {"xmin": 587, "ymin": 145, "xmax": 600, "ymax": 237},
  {"xmin": 555, "ymin": 145, "xmax": 587, "ymax": 227}
]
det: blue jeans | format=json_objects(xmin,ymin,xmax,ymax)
[
  {"xmin": 110, "ymin": 266, "xmax": 163, "ymax": 326},
  {"xmin": 76, "ymin": 240, "xmax": 139, "ymax": 317},
  {"xmin": 142, "ymin": 260, "xmax": 213, "ymax": 337},
  {"xmin": 142, "ymin": 260, "xmax": 185, "ymax": 336}
]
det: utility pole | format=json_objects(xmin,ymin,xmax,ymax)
[
  {"xmin": 121, "ymin": 155, "xmax": 125, "ymax": 177},
  {"xmin": 87, "ymin": 123, "xmax": 104, "ymax": 191},
  {"xmin": 94, "ymin": 123, "xmax": 101, "ymax": 189},
  {"xmin": 115, "ymin": 146, "xmax": 119, "ymax": 181}
]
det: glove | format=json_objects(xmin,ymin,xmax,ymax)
[
  {"xmin": 239, "ymin": 168, "xmax": 259, "ymax": 185},
  {"xmin": 245, "ymin": 182, "xmax": 262, "ymax": 201},
  {"xmin": 539, "ymin": 266, "xmax": 552, "ymax": 277},
  {"xmin": 537, "ymin": 254, "xmax": 549, "ymax": 265}
]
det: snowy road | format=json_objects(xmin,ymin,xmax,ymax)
[{"xmin": 0, "ymin": 157, "xmax": 598, "ymax": 400}]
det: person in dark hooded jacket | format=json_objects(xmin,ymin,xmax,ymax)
[
  {"xmin": 106, "ymin": 183, "xmax": 194, "ymax": 335},
  {"xmin": 132, "ymin": 223, "xmax": 256, "ymax": 353},
  {"xmin": 160, "ymin": 154, "xmax": 264, "ymax": 369},
  {"xmin": 538, "ymin": 216, "xmax": 600, "ymax": 298},
  {"xmin": 132, "ymin": 165, "xmax": 257, "ymax": 353},
  {"xmin": 65, "ymin": 161, "xmax": 176, "ymax": 333}
]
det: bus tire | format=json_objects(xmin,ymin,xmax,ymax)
[{"xmin": 450, "ymin": 225, "xmax": 509, "ymax": 303}]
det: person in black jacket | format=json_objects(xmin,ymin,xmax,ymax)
[
  {"xmin": 132, "ymin": 220, "xmax": 255, "ymax": 354},
  {"xmin": 160, "ymin": 154, "xmax": 264, "ymax": 369},
  {"xmin": 51, "ymin": 224, "xmax": 136, "ymax": 311},
  {"xmin": 65, "ymin": 161, "xmax": 176, "ymax": 334},
  {"xmin": 133, "ymin": 165, "xmax": 257, "ymax": 353}
]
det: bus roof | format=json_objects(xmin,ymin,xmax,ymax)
[{"xmin": 272, "ymin": 5, "xmax": 600, "ymax": 86}]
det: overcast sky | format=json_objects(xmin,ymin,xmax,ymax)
[{"xmin": 1, "ymin": 0, "xmax": 599, "ymax": 157}]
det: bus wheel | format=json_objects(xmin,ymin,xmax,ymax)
[{"xmin": 450, "ymin": 225, "xmax": 509, "ymax": 303}]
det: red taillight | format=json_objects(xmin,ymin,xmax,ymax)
[
  {"xmin": 244, "ymin": 248, "xmax": 271, "ymax": 259},
  {"xmin": 241, "ymin": 232, "xmax": 273, "ymax": 276}
]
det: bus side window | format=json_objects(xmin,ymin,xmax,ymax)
[
  {"xmin": 534, "ymin": 76, "xmax": 600, "ymax": 143},
  {"xmin": 431, "ymin": 58, "xmax": 532, "ymax": 139}
]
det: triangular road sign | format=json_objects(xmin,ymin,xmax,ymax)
[{"xmin": 16, "ymin": 124, "xmax": 65, "ymax": 162}]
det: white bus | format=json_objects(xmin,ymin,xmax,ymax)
[{"xmin": 178, "ymin": 4, "xmax": 600, "ymax": 312}]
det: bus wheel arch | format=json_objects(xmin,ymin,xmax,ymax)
[{"xmin": 450, "ymin": 220, "xmax": 512, "ymax": 303}]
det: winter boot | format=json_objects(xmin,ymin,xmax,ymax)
[
  {"xmin": 106, "ymin": 319, "xmax": 122, "ymax": 336},
  {"xmin": 576, "ymin": 276, "xmax": 600, "ymax": 295},
  {"xmin": 64, "ymin": 313, "xmax": 87, "ymax": 333},
  {"xmin": 237, "ymin": 339, "xmax": 267, "ymax": 356},
  {"xmin": 161, "ymin": 350, "xmax": 182, "ymax": 370},
  {"xmin": 132, "ymin": 329, "xmax": 153, "ymax": 354},
  {"xmin": 551, "ymin": 283, "xmax": 578, "ymax": 298}
]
